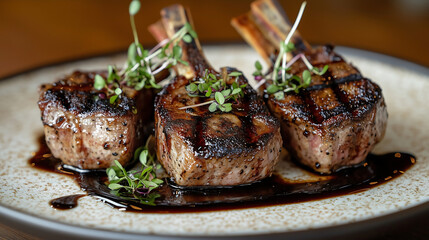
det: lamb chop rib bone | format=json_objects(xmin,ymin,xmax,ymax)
[
  {"xmin": 162, "ymin": 5, "xmax": 213, "ymax": 80},
  {"xmin": 232, "ymin": 0, "xmax": 311, "ymax": 65},
  {"xmin": 232, "ymin": 0, "xmax": 388, "ymax": 174},
  {"xmin": 152, "ymin": 5, "xmax": 282, "ymax": 186}
]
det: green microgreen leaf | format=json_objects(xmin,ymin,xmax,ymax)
[
  {"xmin": 215, "ymin": 92, "xmax": 225, "ymax": 105},
  {"xmin": 302, "ymin": 70, "xmax": 311, "ymax": 85},
  {"xmin": 114, "ymin": 88, "xmax": 122, "ymax": 95},
  {"xmin": 232, "ymin": 88, "xmax": 241, "ymax": 95},
  {"xmin": 255, "ymin": 60, "xmax": 262, "ymax": 71},
  {"xmin": 198, "ymin": 82, "xmax": 207, "ymax": 92},
  {"xmin": 183, "ymin": 34, "xmax": 192, "ymax": 43},
  {"xmin": 208, "ymin": 73, "xmax": 217, "ymax": 80},
  {"xmin": 286, "ymin": 42, "xmax": 295, "ymax": 52},
  {"xmin": 223, "ymin": 103, "xmax": 232, "ymax": 112},
  {"xmin": 94, "ymin": 1, "xmax": 197, "ymax": 106},
  {"xmin": 108, "ymin": 65, "xmax": 114, "ymax": 76},
  {"xmin": 108, "ymin": 183, "xmax": 124, "ymax": 190},
  {"xmin": 128, "ymin": 43, "xmax": 137, "ymax": 64},
  {"xmin": 109, "ymin": 95, "xmax": 118, "ymax": 104},
  {"xmin": 129, "ymin": 0, "xmax": 141, "ymax": 16},
  {"xmin": 274, "ymin": 91, "xmax": 285, "ymax": 100},
  {"xmin": 94, "ymin": 75, "xmax": 106, "ymax": 90},
  {"xmin": 187, "ymin": 83, "xmax": 198, "ymax": 92},
  {"xmin": 172, "ymin": 45, "xmax": 182, "ymax": 59},
  {"xmin": 312, "ymin": 65, "xmax": 329, "ymax": 75},
  {"xmin": 152, "ymin": 178, "xmax": 163, "ymax": 184},
  {"xmin": 205, "ymin": 87, "xmax": 212, "ymax": 97},
  {"xmin": 228, "ymin": 71, "xmax": 242, "ymax": 77},
  {"xmin": 107, "ymin": 168, "xmax": 117, "ymax": 181},
  {"xmin": 106, "ymin": 137, "xmax": 163, "ymax": 205},
  {"xmin": 208, "ymin": 102, "xmax": 218, "ymax": 112},
  {"xmin": 221, "ymin": 89, "xmax": 231, "ymax": 97},
  {"xmin": 254, "ymin": 3, "xmax": 330, "ymax": 100},
  {"xmin": 139, "ymin": 149, "xmax": 148, "ymax": 165},
  {"xmin": 266, "ymin": 84, "xmax": 279, "ymax": 94},
  {"xmin": 183, "ymin": 70, "xmax": 247, "ymax": 112},
  {"xmin": 320, "ymin": 65, "xmax": 329, "ymax": 75},
  {"xmin": 218, "ymin": 104, "xmax": 226, "ymax": 112},
  {"xmin": 185, "ymin": 22, "xmax": 198, "ymax": 38}
]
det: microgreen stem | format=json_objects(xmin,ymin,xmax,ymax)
[
  {"xmin": 178, "ymin": 100, "xmax": 215, "ymax": 110},
  {"xmin": 254, "ymin": 78, "xmax": 267, "ymax": 90},
  {"xmin": 130, "ymin": 15, "xmax": 139, "ymax": 46},
  {"xmin": 284, "ymin": 2, "xmax": 307, "ymax": 48},
  {"xmin": 130, "ymin": 62, "xmax": 140, "ymax": 72},
  {"xmin": 148, "ymin": 38, "xmax": 169, "ymax": 55},
  {"xmin": 272, "ymin": 1, "xmax": 307, "ymax": 83},
  {"xmin": 152, "ymin": 60, "xmax": 171, "ymax": 75},
  {"xmin": 300, "ymin": 54, "xmax": 314, "ymax": 70},
  {"xmin": 253, "ymin": 1, "xmax": 329, "ymax": 100},
  {"xmin": 145, "ymin": 27, "xmax": 187, "ymax": 62},
  {"xmin": 285, "ymin": 53, "xmax": 303, "ymax": 69},
  {"xmin": 94, "ymin": 0, "xmax": 196, "ymax": 105}
]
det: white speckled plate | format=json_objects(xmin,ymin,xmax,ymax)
[{"xmin": 0, "ymin": 45, "xmax": 428, "ymax": 239}]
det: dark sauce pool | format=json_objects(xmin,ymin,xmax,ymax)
[
  {"xmin": 29, "ymin": 136, "xmax": 416, "ymax": 213},
  {"xmin": 49, "ymin": 194, "xmax": 86, "ymax": 210}
]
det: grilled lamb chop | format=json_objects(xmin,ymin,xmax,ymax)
[
  {"xmin": 38, "ymin": 71, "xmax": 153, "ymax": 169},
  {"xmin": 152, "ymin": 5, "xmax": 282, "ymax": 186},
  {"xmin": 232, "ymin": 0, "xmax": 388, "ymax": 174}
]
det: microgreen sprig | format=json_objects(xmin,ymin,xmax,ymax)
[
  {"xmin": 94, "ymin": 0, "xmax": 197, "ymax": 105},
  {"xmin": 106, "ymin": 138, "xmax": 163, "ymax": 206},
  {"xmin": 253, "ymin": 1, "xmax": 329, "ymax": 100},
  {"xmin": 180, "ymin": 70, "xmax": 246, "ymax": 112}
]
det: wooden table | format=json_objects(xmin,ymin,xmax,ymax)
[{"xmin": 0, "ymin": 0, "xmax": 428, "ymax": 79}]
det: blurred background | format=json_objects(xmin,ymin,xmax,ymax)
[{"xmin": 0, "ymin": 0, "xmax": 428, "ymax": 79}]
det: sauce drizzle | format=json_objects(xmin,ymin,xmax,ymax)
[
  {"xmin": 30, "ymin": 136, "xmax": 416, "ymax": 213},
  {"xmin": 50, "ymin": 194, "xmax": 86, "ymax": 210}
]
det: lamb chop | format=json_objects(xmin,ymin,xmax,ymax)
[
  {"xmin": 38, "ymin": 71, "xmax": 154, "ymax": 169},
  {"xmin": 150, "ymin": 5, "xmax": 282, "ymax": 186},
  {"xmin": 232, "ymin": 0, "xmax": 388, "ymax": 174}
]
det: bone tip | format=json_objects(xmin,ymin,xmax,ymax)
[{"xmin": 161, "ymin": 4, "xmax": 185, "ymax": 16}]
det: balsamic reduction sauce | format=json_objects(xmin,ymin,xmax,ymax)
[
  {"xmin": 49, "ymin": 194, "xmax": 86, "ymax": 210},
  {"xmin": 30, "ymin": 136, "xmax": 416, "ymax": 213}
]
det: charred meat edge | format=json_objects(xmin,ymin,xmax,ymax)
[
  {"xmin": 231, "ymin": 0, "xmax": 388, "ymax": 174},
  {"xmin": 151, "ymin": 4, "xmax": 282, "ymax": 186}
]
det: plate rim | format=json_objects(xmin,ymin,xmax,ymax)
[
  {"xmin": 0, "ymin": 45, "xmax": 428, "ymax": 239},
  {"xmin": 0, "ymin": 201, "xmax": 427, "ymax": 239}
]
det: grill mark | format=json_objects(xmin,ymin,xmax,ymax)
[
  {"xmin": 39, "ymin": 72, "xmax": 139, "ymax": 117},
  {"xmin": 159, "ymin": 68, "xmax": 279, "ymax": 160},
  {"xmin": 322, "ymin": 67, "xmax": 350, "ymax": 120},
  {"xmin": 303, "ymin": 73, "xmax": 362, "ymax": 92},
  {"xmin": 194, "ymin": 116, "xmax": 206, "ymax": 153},
  {"xmin": 301, "ymin": 89, "xmax": 324, "ymax": 124},
  {"xmin": 334, "ymin": 73, "xmax": 363, "ymax": 84},
  {"xmin": 305, "ymin": 83, "xmax": 331, "ymax": 91},
  {"xmin": 332, "ymin": 83, "xmax": 353, "ymax": 115},
  {"xmin": 287, "ymin": 63, "xmax": 373, "ymax": 125},
  {"xmin": 330, "ymin": 69, "xmax": 361, "ymax": 115},
  {"xmin": 240, "ymin": 116, "xmax": 254, "ymax": 146}
]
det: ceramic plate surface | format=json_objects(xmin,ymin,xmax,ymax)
[{"xmin": 0, "ymin": 45, "xmax": 428, "ymax": 239}]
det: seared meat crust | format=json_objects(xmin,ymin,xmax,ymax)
[
  {"xmin": 38, "ymin": 71, "xmax": 153, "ymax": 169},
  {"xmin": 156, "ymin": 70, "xmax": 282, "ymax": 186},
  {"xmin": 232, "ymin": 0, "xmax": 388, "ymax": 174},
  {"xmin": 267, "ymin": 46, "xmax": 387, "ymax": 173},
  {"xmin": 154, "ymin": 4, "xmax": 282, "ymax": 186}
]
